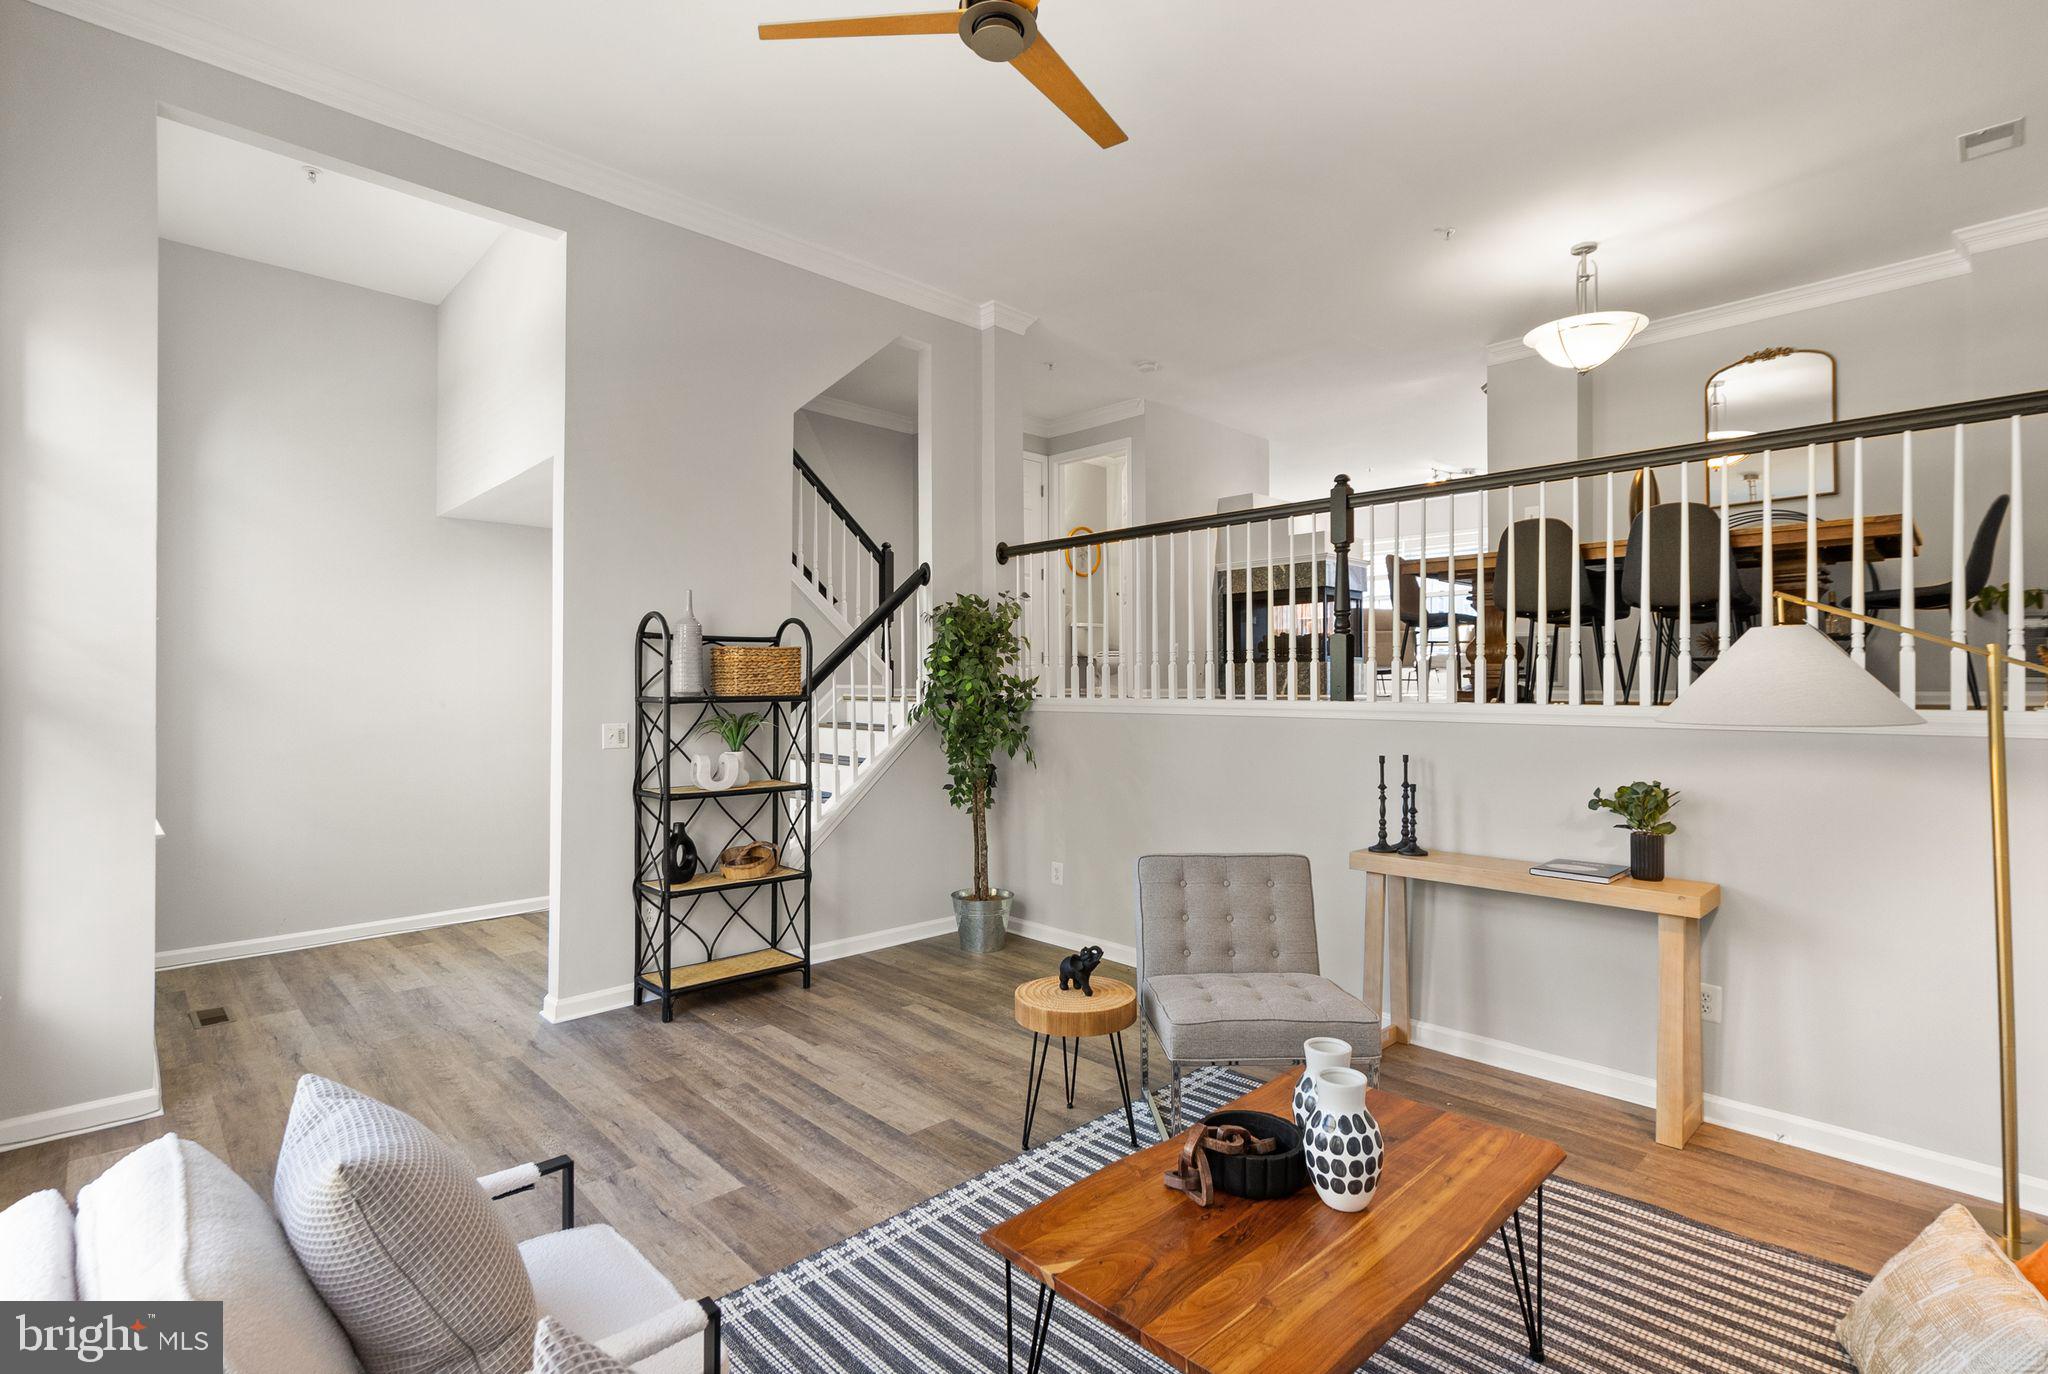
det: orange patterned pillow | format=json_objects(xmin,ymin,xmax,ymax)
[{"xmin": 2022, "ymin": 1240, "xmax": 2048, "ymax": 1300}]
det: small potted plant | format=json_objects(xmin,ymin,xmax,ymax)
[
  {"xmin": 690, "ymin": 708, "xmax": 763, "ymax": 791},
  {"xmin": 911, "ymin": 592, "xmax": 1036, "ymax": 952},
  {"xmin": 1588, "ymin": 780, "xmax": 1679, "ymax": 881}
]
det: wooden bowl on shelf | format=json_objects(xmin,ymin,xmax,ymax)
[{"xmin": 717, "ymin": 842, "xmax": 777, "ymax": 881}]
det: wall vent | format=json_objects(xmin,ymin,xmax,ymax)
[
  {"xmin": 191, "ymin": 1006, "xmax": 231, "ymax": 1027},
  {"xmin": 1958, "ymin": 118, "xmax": 2025, "ymax": 162}
]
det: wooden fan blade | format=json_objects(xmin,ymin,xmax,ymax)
[
  {"xmin": 1011, "ymin": 34, "xmax": 1127, "ymax": 148},
  {"xmin": 759, "ymin": 11, "xmax": 957, "ymax": 40}
]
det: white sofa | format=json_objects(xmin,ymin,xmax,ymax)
[{"xmin": 0, "ymin": 1079, "xmax": 720, "ymax": 1374}]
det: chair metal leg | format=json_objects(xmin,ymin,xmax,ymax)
[
  {"xmin": 1167, "ymin": 1064, "xmax": 1184, "ymax": 1134},
  {"xmin": 1138, "ymin": 1016, "xmax": 1170, "ymax": 1141}
]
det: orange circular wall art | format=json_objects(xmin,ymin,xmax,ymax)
[{"xmin": 1063, "ymin": 526, "xmax": 1103, "ymax": 577}]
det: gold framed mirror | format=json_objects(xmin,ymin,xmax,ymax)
[{"xmin": 1702, "ymin": 348, "xmax": 1837, "ymax": 506}]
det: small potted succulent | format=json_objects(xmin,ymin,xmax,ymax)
[{"xmin": 1588, "ymin": 780, "xmax": 1679, "ymax": 881}]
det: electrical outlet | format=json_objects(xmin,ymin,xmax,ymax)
[
  {"xmin": 1050, "ymin": 861, "xmax": 1065, "ymax": 886},
  {"xmin": 1700, "ymin": 983, "xmax": 1723, "ymax": 1024},
  {"xmin": 600, "ymin": 724, "xmax": 629, "ymax": 750}
]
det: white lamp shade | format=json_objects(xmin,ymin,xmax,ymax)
[
  {"xmin": 1522, "ymin": 310, "xmax": 1650, "ymax": 372},
  {"xmin": 1659, "ymin": 624, "xmax": 1923, "ymax": 728}
]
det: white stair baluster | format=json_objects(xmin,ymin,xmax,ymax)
[
  {"xmin": 1534, "ymin": 485, "xmax": 1548, "ymax": 703},
  {"xmin": 1364, "ymin": 503, "xmax": 1379, "ymax": 702},
  {"xmin": 1805, "ymin": 444, "xmax": 1819, "ymax": 630},
  {"xmin": 1951, "ymin": 426, "xmax": 1968, "ymax": 711},
  {"xmin": 2010, "ymin": 416, "xmax": 2028, "ymax": 706},
  {"xmin": 1636, "ymin": 470, "xmax": 1653, "ymax": 700},
  {"xmin": 1605, "ymin": 472, "xmax": 1619, "ymax": 704},
  {"xmin": 1900, "ymin": 432, "xmax": 1917, "ymax": 706},
  {"xmin": 1502, "ymin": 488, "xmax": 1517, "ymax": 705},
  {"xmin": 1568, "ymin": 479, "xmax": 1584, "ymax": 704},
  {"xmin": 1678, "ymin": 461, "xmax": 1692, "ymax": 691},
  {"xmin": 1852, "ymin": 438, "xmax": 1867, "ymax": 667}
]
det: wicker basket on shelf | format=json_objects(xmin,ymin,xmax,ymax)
[
  {"xmin": 718, "ymin": 842, "xmax": 778, "ymax": 881},
  {"xmin": 710, "ymin": 644, "xmax": 802, "ymax": 698}
]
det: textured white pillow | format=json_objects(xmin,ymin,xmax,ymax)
[
  {"xmin": 72, "ymin": 1134, "xmax": 360, "ymax": 1374},
  {"xmin": 1838, "ymin": 1204, "xmax": 2048, "ymax": 1373},
  {"xmin": 0, "ymin": 1189, "xmax": 76, "ymax": 1300},
  {"xmin": 273, "ymin": 1075, "xmax": 536, "ymax": 1374},
  {"xmin": 531, "ymin": 1319, "xmax": 632, "ymax": 1374}
]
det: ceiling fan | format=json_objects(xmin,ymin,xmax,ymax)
[{"xmin": 759, "ymin": 1, "xmax": 1127, "ymax": 149}]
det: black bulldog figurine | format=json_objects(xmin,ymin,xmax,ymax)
[{"xmin": 1059, "ymin": 945, "xmax": 1104, "ymax": 996}]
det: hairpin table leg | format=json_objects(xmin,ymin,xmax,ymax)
[
  {"xmin": 1498, "ymin": 1184, "xmax": 1547, "ymax": 1361},
  {"xmin": 1108, "ymin": 1030, "xmax": 1138, "ymax": 1147}
]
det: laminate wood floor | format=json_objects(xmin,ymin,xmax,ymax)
[{"xmin": 1, "ymin": 915, "xmax": 2018, "ymax": 1294}]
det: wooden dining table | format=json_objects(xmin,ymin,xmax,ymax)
[{"xmin": 1396, "ymin": 512, "xmax": 1919, "ymax": 596}]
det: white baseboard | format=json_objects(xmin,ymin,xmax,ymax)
[
  {"xmin": 157, "ymin": 897, "xmax": 547, "ymax": 970},
  {"xmin": 1405, "ymin": 1017, "xmax": 2048, "ymax": 1214},
  {"xmin": 1, "ymin": 1068, "xmax": 162, "ymax": 1154},
  {"xmin": 540, "ymin": 982, "xmax": 636, "ymax": 1024},
  {"xmin": 1007, "ymin": 918, "xmax": 1136, "ymax": 970}
]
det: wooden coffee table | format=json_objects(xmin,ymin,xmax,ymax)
[
  {"xmin": 1013, "ymin": 976, "xmax": 1139, "ymax": 1150},
  {"xmin": 981, "ymin": 1071, "xmax": 1565, "ymax": 1373}
]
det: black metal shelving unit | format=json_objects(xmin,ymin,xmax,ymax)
[{"xmin": 633, "ymin": 614, "xmax": 814, "ymax": 1022}]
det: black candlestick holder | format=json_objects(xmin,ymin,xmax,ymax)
[
  {"xmin": 1367, "ymin": 754, "xmax": 1398, "ymax": 853},
  {"xmin": 1395, "ymin": 757, "xmax": 1428, "ymax": 856}
]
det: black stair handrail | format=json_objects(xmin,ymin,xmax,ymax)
[
  {"xmin": 807, "ymin": 562, "xmax": 930, "ymax": 695},
  {"xmin": 995, "ymin": 386, "xmax": 2048, "ymax": 563},
  {"xmin": 793, "ymin": 450, "xmax": 887, "ymax": 564}
]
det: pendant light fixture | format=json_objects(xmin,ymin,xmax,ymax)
[{"xmin": 1522, "ymin": 241, "xmax": 1649, "ymax": 372}]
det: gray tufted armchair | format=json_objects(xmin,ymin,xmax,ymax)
[{"xmin": 1136, "ymin": 854, "xmax": 1382, "ymax": 1135}]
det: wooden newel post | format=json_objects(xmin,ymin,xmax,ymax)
[{"xmin": 1328, "ymin": 474, "xmax": 1356, "ymax": 701}]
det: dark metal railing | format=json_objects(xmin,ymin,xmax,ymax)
[
  {"xmin": 995, "ymin": 387, "xmax": 2048, "ymax": 709},
  {"xmin": 996, "ymin": 388, "xmax": 2048, "ymax": 565},
  {"xmin": 807, "ymin": 562, "xmax": 930, "ymax": 695},
  {"xmin": 794, "ymin": 450, "xmax": 885, "ymax": 561}
]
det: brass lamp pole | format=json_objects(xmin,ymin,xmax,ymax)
[{"xmin": 1759, "ymin": 591, "xmax": 2045, "ymax": 1258}]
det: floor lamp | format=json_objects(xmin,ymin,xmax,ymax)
[{"xmin": 1662, "ymin": 590, "xmax": 2045, "ymax": 1259}]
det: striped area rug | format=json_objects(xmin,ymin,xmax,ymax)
[{"xmin": 722, "ymin": 1068, "xmax": 1868, "ymax": 1372}]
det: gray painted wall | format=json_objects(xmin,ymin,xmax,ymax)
[
  {"xmin": 0, "ymin": 0, "xmax": 990, "ymax": 1134},
  {"xmin": 0, "ymin": 0, "xmax": 161, "ymax": 1139},
  {"xmin": 157, "ymin": 243, "xmax": 549, "ymax": 958},
  {"xmin": 796, "ymin": 409, "xmax": 917, "ymax": 565},
  {"xmin": 996, "ymin": 708, "xmax": 2048, "ymax": 1195}
]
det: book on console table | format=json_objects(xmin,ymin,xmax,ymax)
[{"xmin": 1529, "ymin": 858, "xmax": 1630, "ymax": 884}]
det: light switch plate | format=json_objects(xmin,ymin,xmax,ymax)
[
  {"xmin": 600, "ymin": 724, "xmax": 629, "ymax": 750},
  {"xmin": 1050, "ymin": 861, "xmax": 1065, "ymax": 886}
]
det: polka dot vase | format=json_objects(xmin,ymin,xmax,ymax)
[
  {"xmin": 1292, "ymin": 1037, "xmax": 1353, "ymax": 1136},
  {"xmin": 1303, "ymin": 1067, "xmax": 1382, "ymax": 1213}
]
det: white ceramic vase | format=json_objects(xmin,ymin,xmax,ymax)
[
  {"xmin": 1302, "ymin": 1067, "xmax": 1383, "ymax": 1213},
  {"xmin": 690, "ymin": 750, "xmax": 746, "ymax": 792},
  {"xmin": 1293, "ymin": 1037, "xmax": 1352, "ymax": 1135}
]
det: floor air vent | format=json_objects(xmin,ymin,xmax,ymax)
[{"xmin": 191, "ymin": 1006, "xmax": 231, "ymax": 1027}]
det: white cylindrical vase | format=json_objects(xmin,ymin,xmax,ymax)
[
  {"xmin": 1303, "ymin": 1067, "xmax": 1383, "ymax": 1213},
  {"xmin": 1293, "ymin": 1037, "xmax": 1352, "ymax": 1135}
]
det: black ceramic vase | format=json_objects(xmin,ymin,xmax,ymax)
[
  {"xmin": 1630, "ymin": 832, "xmax": 1666, "ymax": 882},
  {"xmin": 666, "ymin": 824, "xmax": 700, "ymax": 884}
]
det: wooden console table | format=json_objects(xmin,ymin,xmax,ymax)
[{"xmin": 1350, "ymin": 849, "xmax": 1720, "ymax": 1149}]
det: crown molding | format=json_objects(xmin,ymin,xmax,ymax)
[
  {"xmin": 1486, "ymin": 203, "xmax": 2048, "ymax": 368},
  {"xmin": 802, "ymin": 395, "xmax": 917, "ymax": 435},
  {"xmin": 977, "ymin": 300, "xmax": 1038, "ymax": 334},
  {"xmin": 30, "ymin": 0, "xmax": 998, "ymax": 329},
  {"xmin": 1953, "ymin": 205, "xmax": 2048, "ymax": 257},
  {"xmin": 1029, "ymin": 398, "xmax": 1145, "ymax": 440},
  {"xmin": 1487, "ymin": 248, "xmax": 1971, "ymax": 366}
]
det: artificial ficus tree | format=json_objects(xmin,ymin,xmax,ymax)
[{"xmin": 911, "ymin": 592, "xmax": 1037, "ymax": 900}]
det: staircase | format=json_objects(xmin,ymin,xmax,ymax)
[{"xmin": 792, "ymin": 452, "xmax": 930, "ymax": 840}]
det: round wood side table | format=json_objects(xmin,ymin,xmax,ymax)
[{"xmin": 1012, "ymin": 976, "xmax": 1138, "ymax": 1150}]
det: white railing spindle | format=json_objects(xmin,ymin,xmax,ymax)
[
  {"xmin": 1678, "ymin": 461, "xmax": 1693, "ymax": 690},
  {"xmin": 1605, "ymin": 472, "xmax": 1620, "ymax": 704},
  {"xmin": 1951, "ymin": 426, "xmax": 1968, "ymax": 711},
  {"xmin": 1503, "ymin": 487, "xmax": 1518, "ymax": 705},
  {"xmin": 1804, "ymin": 444, "xmax": 1819, "ymax": 630},
  {"xmin": 2011, "ymin": 416, "xmax": 2028, "ymax": 706},
  {"xmin": 1900, "ymin": 432, "xmax": 1917, "ymax": 706},
  {"xmin": 1852, "ymin": 438, "xmax": 1866, "ymax": 667},
  {"xmin": 1636, "ymin": 469, "xmax": 1653, "ymax": 701}
]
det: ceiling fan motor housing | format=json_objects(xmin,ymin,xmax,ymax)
[{"xmin": 959, "ymin": 0, "xmax": 1037, "ymax": 61}]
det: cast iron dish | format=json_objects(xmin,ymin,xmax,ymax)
[{"xmin": 1201, "ymin": 1109, "xmax": 1308, "ymax": 1200}]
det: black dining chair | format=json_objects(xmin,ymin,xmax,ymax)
[
  {"xmin": 1617, "ymin": 502, "xmax": 1756, "ymax": 704},
  {"xmin": 1491, "ymin": 518, "xmax": 1607, "ymax": 703},
  {"xmin": 1385, "ymin": 555, "xmax": 1475, "ymax": 680},
  {"xmin": 1855, "ymin": 494, "xmax": 2009, "ymax": 708}
]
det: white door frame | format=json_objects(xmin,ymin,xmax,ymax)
[{"xmin": 1048, "ymin": 439, "xmax": 1133, "ymax": 687}]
